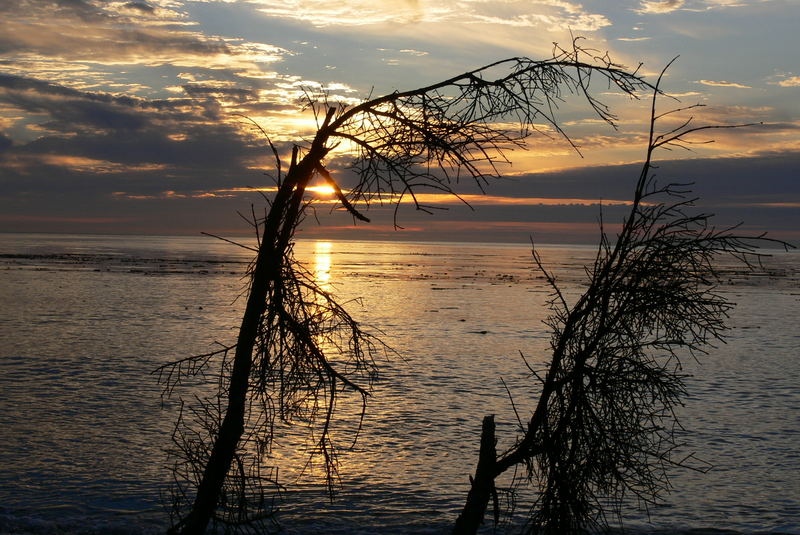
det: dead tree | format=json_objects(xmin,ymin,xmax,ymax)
[
  {"xmin": 452, "ymin": 62, "xmax": 789, "ymax": 534},
  {"xmin": 157, "ymin": 41, "xmax": 654, "ymax": 534}
]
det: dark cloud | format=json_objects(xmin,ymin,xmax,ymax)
[
  {"xmin": 112, "ymin": 28, "xmax": 234, "ymax": 57},
  {"xmin": 53, "ymin": 0, "xmax": 101, "ymax": 17},
  {"xmin": 0, "ymin": 74, "xmax": 160, "ymax": 132},
  {"xmin": 9, "ymin": 118, "xmax": 262, "ymax": 174},
  {"xmin": 0, "ymin": 73, "xmax": 247, "ymax": 138},
  {"xmin": 0, "ymin": 1, "xmax": 270, "ymax": 71},
  {"xmin": 243, "ymin": 101, "xmax": 299, "ymax": 113},
  {"xmin": 0, "ymin": 75, "xmax": 274, "ymax": 198},
  {"xmin": 183, "ymin": 85, "xmax": 259, "ymax": 100},
  {"xmin": 53, "ymin": 100, "xmax": 148, "ymax": 131},
  {"xmin": 31, "ymin": 0, "xmax": 102, "ymax": 20},
  {"xmin": 471, "ymin": 153, "xmax": 800, "ymax": 207},
  {"xmin": 753, "ymin": 122, "xmax": 800, "ymax": 132},
  {"xmin": 0, "ymin": 73, "xmax": 94, "ymax": 98},
  {"xmin": 123, "ymin": 2, "xmax": 156, "ymax": 14},
  {"xmin": 0, "ymin": 0, "xmax": 109, "ymax": 26},
  {"xmin": 0, "ymin": 74, "xmax": 286, "ymax": 135},
  {"xmin": 0, "ymin": 133, "xmax": 11, "ymax": 153},
  {"xmin": 2, "ymin": 139, "xmax": 798, "ymax": 241},
  {"xmin": 0, "ymin": 73, "xmax": 192, "ymax": 113},
  {"xmin": 328, "ymin": 150, "xmax": 800, "ymax": 242},
  {"xmin": 1, "ymin": 63, "xmax": 797, "ymax": 242},
  {"xmin": 0, "ymin": 22, "xmax": 234, "ymax": 61}
]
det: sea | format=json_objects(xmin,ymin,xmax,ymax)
[{"xmin": 1, "ymin": 233, "xmax": 798, "ymax": 535}]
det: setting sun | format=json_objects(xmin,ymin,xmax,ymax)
[{"xmin": 306, "ymin": 184, "xmax": 337, "ymax": 196}]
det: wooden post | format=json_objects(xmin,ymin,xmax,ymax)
[{"xmin": 452, "ymin": 415, "xmax": 498, "ymax": 535}]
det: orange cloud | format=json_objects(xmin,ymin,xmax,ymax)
[
  {"xmin": 697, "ymin": 79, "xmax": 751, "ymax": 89},
  {"xmin": 2, "ymin": 154, "xmax": 168, "ymax": 174},
  {"xmin": 315, "ymin": 193, "xmax": 635, "ymax": 207},
  {"xmin": 776, "ymin": 76, "xmax": 800, "ymax": 88},
  {"xmin": 186, "ymin": 186, "xmax": 636, "ymax": 208},
  {"xmin": 747, "ymin": 202, "xmax": 800, "ymax": 208}
]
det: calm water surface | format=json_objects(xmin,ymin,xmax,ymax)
[{"xmin": 1, "ymin": 233, "xmax": 798, "ymax": 534}]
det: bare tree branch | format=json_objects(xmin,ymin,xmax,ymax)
[{"xmin": 452, "ymin": 63, "xmax": 791, "ymax": 535}]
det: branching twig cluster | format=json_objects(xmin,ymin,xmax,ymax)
[
  {"xmin": 157, "ymin": 204, "xmax": 383, "ymax": 534},
  {"xmin": 454, "ymin": 64, "xmax": 789, "ymax": 535},
  {"xmin": 310, "ymin": 40, "xmax": 651, "ymax": 225}
]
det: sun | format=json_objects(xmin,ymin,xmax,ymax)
[{"xmin": 306, "ymin": 184, "xmax": 337, "ymax": 196}]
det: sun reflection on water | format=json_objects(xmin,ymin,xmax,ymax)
[{"xmin": 313, "ymin": 241, "xmax": 333, "ymax": 288}]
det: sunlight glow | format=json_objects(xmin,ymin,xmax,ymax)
[
  {"xmin": 306, "ymin": 184, "xmax": 338, "ymax": 196},
  {"xmin": 310, "ymin": 192, "xmax": 637, "ymax": 206}
]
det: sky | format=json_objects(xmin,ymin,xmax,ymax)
[{"xmin": 0, "ymin": 0, "xmax": 798, "ymax": 244}]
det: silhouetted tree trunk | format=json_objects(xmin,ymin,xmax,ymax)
[
  {"xmin": 170, "ymin": 193, "xmax": 288, "ymax": 534},
  {"xmin": 168, "ymin": 116, "xmax": 342, "ymax": 535}
]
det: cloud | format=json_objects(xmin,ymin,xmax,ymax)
[
  {"xmin": 0, "ymin": 73, "xmax": 195, "ymax": 134},
  {"xmin": 0, "ymin": 66, "xmax": 344, "ymax": 141},
  {"xmin": 121, "ymin": 2, "xmax": 156, "ymax": 15},
  {"xmin": 399, "ymin": 49, "xmax": 429, "ymax": 56},
  {"xmin": 696, "ymin": 79, "xmax": 752, "ymax": 89},
  {"xmin": 3, "ymin": 119, "xmax": 799, "ymax": 240},
  {"xmin": 698, "ymin": 0, "xmax": 751, "ymax": 8},
  {"xmin": 0, "ymin": 132, "xmax": 12, "ymax": 153},
  {"xmin": 182, "ymin": 84, "xmax": 259, "ymax": 102},
  {"xmin": 1, "ymin": 21, "xmax": 286, "ymax": 69},
  {"xmin": 664, "ymin": 91, "xmax": 703, "ymax": 98},
  {"xmin": 0, "ymin": 2, "xmax": 795, "ymax": 240},
  {"xmin": 0, "ymin": 0, "xmax": 288, "ymax": 87},
  {"xmin": 0, "ymin": 74, "xmax": 274, "ymax": 190},
  {"xmin": 670, "ymin": 0, "xmax": 769, "ymax": 13},
  {"xmin": 637, "ymin": 0, "xmax": 685, "ymax": 14},
  {"xmin": 252, "ymin": 0, "xmax": 610, "ymax": 31},
  {"xmin": 695, "ymin": 104, "xmax": 773, "ymax": 120},
  {"xmin": 254, "ymin": 0, "xmax": 423, "ymax": 26},
  {"xmin": 776, "ymin": 76, "xmax": 800, "ymax": 87},
  {"xmin": 638, "ymin": 0, "xmax": 754, "ymax": 14},
  {"xmin": 0, "ymin": 214, "xmax": 136, "ymax": 224},
  {"xmin": 5, "ymin": 153, "xmax": 168, "ymax": 174}
]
